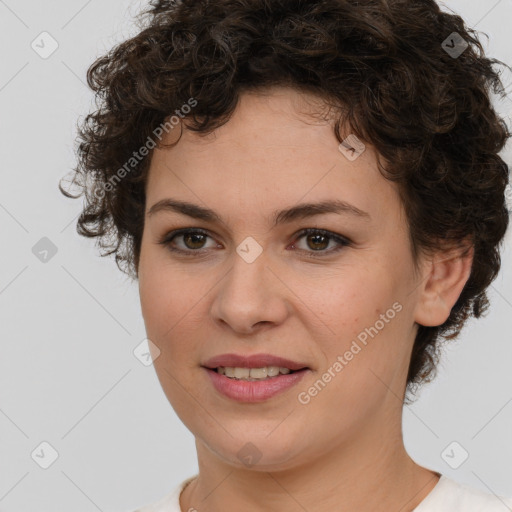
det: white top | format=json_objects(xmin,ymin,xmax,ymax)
[{"xmin": 132, "ymin": 473, "xmax": 512, "ymax": 511}]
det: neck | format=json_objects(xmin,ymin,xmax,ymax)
[{"xmin": 180, "ymin": 416, "xmax": 440, "ymax": 512}]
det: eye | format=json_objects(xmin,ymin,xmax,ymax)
[
  {"xmin": 158, "ymin": 228, "xmax": 218, "ymax": 256},
  {"xmin": 157, "ymin": 227, "xmax": 351, "ymax": 258},
  {"xmin": 290, "ymin": 228, "xmax": 350, "ymax": 258}
]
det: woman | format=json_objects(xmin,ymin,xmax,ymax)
[{"xmin": 60, "ymin": 0, "xmax": 512, "ymax": 510}]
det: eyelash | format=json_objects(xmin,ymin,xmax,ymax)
[{"xmin": 157, "ymin": 227, "xmax": 351, "ymax": 259}]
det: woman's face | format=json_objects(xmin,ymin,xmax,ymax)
[{"xmin": 138, "ymin": 87, "xmax": 426, "ymax": 470}]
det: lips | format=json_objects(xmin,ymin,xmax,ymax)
[{"xmin": 202, "ymin": 353, "xmax": 309, "ymax": 371}]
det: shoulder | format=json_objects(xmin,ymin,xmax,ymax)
[
  {"xmin": 129, "ymin": 475, "xmax": 197, "ymax": 512},
  {"xmin": 414, "ymin": 474, "xmax": 512, "ymax": 512}
]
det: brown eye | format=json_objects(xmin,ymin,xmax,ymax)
[
  {"xmin": 305, "ymin": 232, "xmax": 330, "ymax": 251},
  {"xmin": 290, "ymin": 228, "xmax": 350, "ymax": 258},
  {"xmin": 158, "ymin": 228, "xmax": 218, "ymax": 255},
  {"xmin": 158, "ymin": 227, "xmax": 350, "ymax": 259},
  {"xmin": 181, "ymin": 232, "xmax": 208, "ymax": 250}
]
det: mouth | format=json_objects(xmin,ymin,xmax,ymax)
[
  {"xmin": 202, "ymin": 353, "xmax": 310, "ymax": 373},
  {"xmin": 202, "ymin": 356, "xmax": 310, "ymax": 402},
  {"xmin": 201, "ymin": 353, "xmax": 310, "ymax": 401},
  {"xmin": 211, "ymin": 365, "xmax": 306, "ymax": 381}
]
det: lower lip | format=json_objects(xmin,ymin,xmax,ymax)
[{"xmin": 204, "ymin": 368, "xmax": 309, "ymax": 402}]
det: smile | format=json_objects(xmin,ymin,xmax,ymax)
[{"xmin": 204, "ymin": 367, "xmax": 309, "ymax": 402}]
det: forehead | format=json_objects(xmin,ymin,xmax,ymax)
[{"xmin": 145, "ymin": 88, "xmax": 400, "ymax": 226}]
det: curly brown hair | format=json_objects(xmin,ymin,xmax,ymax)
[{"xmin": 60, "ymin": 0, "xmax": 511, "ymax": 396}]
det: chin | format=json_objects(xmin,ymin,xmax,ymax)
[{"xmin": 199, "ymin": 429, "xmax": 305, "ymax": 470}]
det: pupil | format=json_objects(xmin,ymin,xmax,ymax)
[
  {"xmin": 185, "ymin": 233, "xmax": 205, "ymax": 249},
  {"xmin": 308, "ymin": 234, "xmax": 328, "ymax": 250}
]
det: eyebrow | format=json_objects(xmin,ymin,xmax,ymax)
[{"xmin": 147, "ymin": 198, "xmax": 371, "ymax": 226}]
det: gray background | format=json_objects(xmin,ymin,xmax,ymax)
[{"xmin": 0, "ymin": 0, "xmax": 511, "ymax": 510}]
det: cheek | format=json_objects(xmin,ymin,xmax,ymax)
[
  {"xmin": 316, "ymin": 266, "xmax": 395, "ymax": 334},
  {"xmin": 311, "ymin": 264, "xmax": 410, "ymax": 382},
  {"xmin": 138, "ymin": 257, "xmax": 213, "ymax": 369},
  {"xmin": 297, "ymin": 284, "xmax": 408, "ymax": 437},
  {"xmin": 139, "ymin": 241, "xmax": 196, "ymax": 327}
]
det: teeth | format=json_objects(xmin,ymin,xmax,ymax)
[{"xmin": 216, "ymin": 366, "xmax": 294, "ymax": 380}]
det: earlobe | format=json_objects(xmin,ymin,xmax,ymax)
[{"xmin": 413, "ymin": 244, "xmax": 474, "ymax": 327}]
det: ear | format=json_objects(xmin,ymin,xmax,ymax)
[{"xmin": 414, "ymin": 243, "xmax": 474, "ymax": 327}]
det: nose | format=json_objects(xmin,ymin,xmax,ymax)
[{"xmin": 209, "ymin": 248, "xmax": 290, "ymax": 335}]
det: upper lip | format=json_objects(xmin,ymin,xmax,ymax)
[{"xmin": 202, "ymin": 353, "xmax": 309, "ymax": 371}]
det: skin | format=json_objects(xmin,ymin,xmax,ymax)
[{"xmin": 137, "ymin": 86, "xmax": 473, "ymax": 512}]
